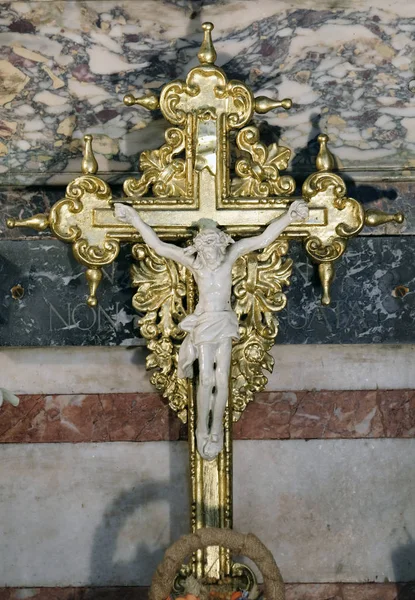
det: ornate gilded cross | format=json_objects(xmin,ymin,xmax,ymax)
[{"xmin": 7, "ymin": 22, "xmax": 403, "ymax": 585}]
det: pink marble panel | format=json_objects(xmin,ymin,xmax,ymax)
[
  {"xmin": 0, "ymin": 393, "xmax": 181, "ymax": 442},
  {"xmin": 1, "ymin": 390, "xmax": 414, "ymax": 443}
]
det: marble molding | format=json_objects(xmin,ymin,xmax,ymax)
[
  {"xmin": 234, "ymin": 390, "xmax": 415, "ymax": 439},
  {"xmin": 1, "ymin": 585, "xmax": 415, "ymax": 600},
  {"xmin": 0, "ymin": 1, "xmax": 415, "ymax": 185},
  {"xmin": 1, "ymin": 345, "xmax": 414, "ymax": 395},
  {"xmin": 1, "ymin": 237, "xmax": 414, "ymax": 346},
  {"xmin": 0, "ymin": 390, "xmax": 414, "ymax": 443}
]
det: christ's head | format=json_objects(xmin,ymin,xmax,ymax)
[{"xmin": 185, "ymin": 224, "xmax": 234, "ymax": 270}]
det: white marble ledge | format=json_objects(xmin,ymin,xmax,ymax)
[{"xmin": 0, "ymin": 344, "xmax": 414, "ymax": 394}]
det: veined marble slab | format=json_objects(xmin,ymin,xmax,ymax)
[
  {"xmin": 0, "ymin": 1, "xmax": 415, "ymax": 185},
  {"xmin": 0, "ymin": 439, "xmax": 414, "ymax": 585},
  {"xmin": 234, "ymin": 439, "xmax": 415, "ymax": 583},
  {"xmin": 0, "ymin": 442, "xmax": 189, "ymax": 586},
  {"xmin": 0, "ymin": 237, "xmax": 414, "ymax": 346}
]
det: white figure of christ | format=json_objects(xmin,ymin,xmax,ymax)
[{"xmin": 115, "ymin": 200, "xmax": 309, "ymax": 460}]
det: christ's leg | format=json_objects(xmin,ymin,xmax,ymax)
[
  {"xmin": 196, "ymin": 343, "xmax": 216, "ymax": 460},
  {"xmin": 203, "ymin": 338, "xmax": 232, "ymax": 460}
]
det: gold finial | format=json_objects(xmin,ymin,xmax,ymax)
[
  {"xmin": 123, "ymin": 93, "xmax": 159, "ymax": 111},
  {"xmin": 198, "ymin": 22, "xmax": 217, "ymax": 65},
  {"xmin": 86, "ymin": 267, "xmax": 102, "ymax": 307},
  {"xmin": 365, "ymin": 209, "xmax": 404, "ymax": 227},
  {"xmin": 82, "ymin": 134, "xmax": 98, "ymax": 175},
  {"xmin": 254, "ymin": 96, "xmax": 292, "ymax": 114},
  {"xmin": 318, "ymin": 262, "xmax": 335, "ymax": 306},
  {"xmin": 316, "ymin": 133, "xmax": 335, "ymax": 172},
  {"xmin": 7, "ymin": 213, "xmax": 50, "ymax": 231}
]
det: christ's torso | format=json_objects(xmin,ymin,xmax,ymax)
[{"xmin": 193, "ymin": 262, "xmax": 233, "ymax": 313}]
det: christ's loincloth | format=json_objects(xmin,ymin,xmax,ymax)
[{"xmin": 177, "ymin": 310, "xmax": 240, "ymax": 379}]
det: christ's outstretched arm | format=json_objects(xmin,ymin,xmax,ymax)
[
  {"xmin": 114, "ymin": 204, "xmax": 195, "ymax": 269},
  {"xmin": 227, "ymin": 200, "xmax": 309, "ymax": 263}
]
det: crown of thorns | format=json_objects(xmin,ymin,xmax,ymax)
[{"xmin": 193, "ymin": 228, "xmax": 234, "ymax": 251}]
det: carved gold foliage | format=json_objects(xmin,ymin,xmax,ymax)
[
  {"xmin": 231, "ymin": 240, "xmax": 292, "ymax": 420},
  {"xmin": 123, "ymin": 127, "xmax": 186, "ymax": 198},
  {"xmin": 131, "ymin": 243, "xmax": 189, "ymax": 423},
  {"xmin": 231, "ymin": 126, "xmax": 296, "ymax": 198}
]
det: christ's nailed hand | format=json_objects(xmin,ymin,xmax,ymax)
[
  {"xmin": 288, "ymin": 199, "xmax": 309, "ymax": 223},
  {"xmin": 114, "ymin": 203, "xmax": 137, "ymax": 225}
]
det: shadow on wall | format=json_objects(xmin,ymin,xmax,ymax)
[
  {"xmin": 288, "ymin": 112, "xmax": 399, "ymax": 205},
  {"xmin": 392, "ymin": 538, "xmax": 415, "ymax": 600},
  {"xmin": 89, "ymin": 479, "xmax": 187, "ymax": 586}
]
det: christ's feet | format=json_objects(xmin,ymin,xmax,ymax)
[
  {"xmin": 202, "ymin": 431, "xmax": 224, "ymax": 461},
  {"xmin": 196, "ymin": 430, "xmax": 210, "ymax": 460},
  {"xmin": 196, "ymin": 427, "xmax": 224, "ymax": 461}
]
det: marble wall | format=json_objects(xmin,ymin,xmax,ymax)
[
  {"xmin": 0, "ymin": 440, "xmax": 415, "ymax": 586},
  {"xmin": 1, "ymin": 237, "xmax": 414, "ymax": 346},
  {"xmin": 1, "ymin": 0, "xmax": 414, "ymax": 348},
  {"xmin": 0, "ymin": 0, "xmax": 415, "ymax": 185},
  {"xmin": 1, "ymin": 2, "xmax": 415, "ymax": 599}
]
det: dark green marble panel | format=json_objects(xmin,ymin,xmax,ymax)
[{"xmin": 0, "ymin": 237, "xmax": 414, "ymax": 346}]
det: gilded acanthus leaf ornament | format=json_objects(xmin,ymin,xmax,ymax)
[
  {"xmin": 131, "ymin": 243, "xmax": 189, "ymax": 423},
  {"xmin": 231, "ymin": 126, "xmax": 296, "ymax": 198},
  {"xmin": 130, "ymin": 236, "xmax": 293, "ymax": 426},
  {"xmin": 124, "ymin": 127, "xmax": 187, "ymax": 199},
  {"xmin": 231, "ymin": 240, "xmax": 293, "ymax": 420}
]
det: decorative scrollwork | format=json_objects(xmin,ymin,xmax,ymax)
[
  {"xmin": 49, "ymin": 174, "xmax": 119, "ymax": 267},
  {"xmin": 160, "ymin": 66, "xmax": 253, "ymax": 131},
  {"xmin": 302, "ymin": 171, "xmax": 346, "ymax": 208},
  {"xmin": 49, "ymin": 175, "xmax": 112, "ymax": 243},
  {"xmin": 160, "ymin": 80, "xmax": 200, "ymax": 125},
  {"xmin": 231, "ymin": 126, "xmax": 295, "ymax": 198},
  {"xmin": 124, "ymin": 127, "xmax": 186, "ymax": 198},
  {"xmin": 335, "ymin": 198, "xmax": 365, "ymax": 237},
  {"xmin": 301, "ymin": 165, "xmax": 365, "ymax": 304},
  {"xmin": 74, "ymin": 238, "xmax": 120, "ymax": 267},
  {"xmin": 304, "ymin": 236, "xmax": 346, "ymax": 262},
  {"xmin": 216, "ymin": 81, "xmax": 253, "ymax": 129},
  {"xmin": 67, "ymin": 175, "xmax": 110, "ymax": 200},
  {"xmin": 131, "ymin": 243, "xmax": 189, "ymax": 423},
  {"xmin": 231, "ymin": 240, "xmax": 292, "ymax": 420}
]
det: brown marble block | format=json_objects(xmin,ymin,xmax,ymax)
[
  {"xmin": 234, "ymin": 390, "xmax": 415, "ymax": 440},
  {"xmin": 1, "ymin": 391, "xmax": 414, "ymax": 443},
  {"xmin": 0, "ymin": 393, "xmax": 181, "ymax": 443}
]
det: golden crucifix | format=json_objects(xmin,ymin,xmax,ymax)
[{"xmin": 7, "ymin": 22, "xmax": 403, "ymax": 585}]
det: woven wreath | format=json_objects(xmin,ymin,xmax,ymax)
[{"xmin": 149, "ymin": 528, "xmax": 285, "ymax": 600}]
